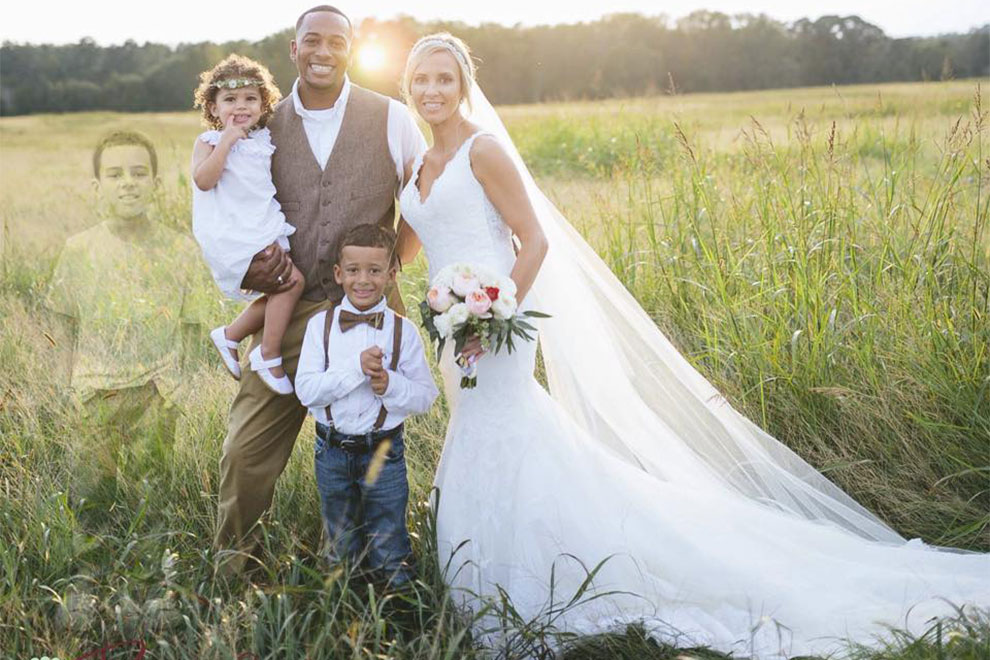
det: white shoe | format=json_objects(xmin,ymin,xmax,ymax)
[
  {"xmin": 249, "ymin": 345, "xmax": 293, "ymax": 395},
  {"xmin": 210, "ymin": 326, "xmax": 241, "ymax": 380}
]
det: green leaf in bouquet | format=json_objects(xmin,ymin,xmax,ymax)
[
  {"xmin": 453, "ymin": 328, "xmax": 468, "ymax": 357},
  {"xmin": 419, "ymin": 301, "xmax": 437, "ymax": 336},
  {"xmin": 513, "ymin": 326, "xmax": 535, "ymax": 341},
  {"xmin": 495, "ymin": 326, "xmax": 507, "ymax": 354},
  {"xmin": 523, "ymin": 310, "xmax": 552, "ymax": 319}
]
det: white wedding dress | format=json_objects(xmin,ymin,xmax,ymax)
[{"xmin": 400, "ymin": 116, "xmax": 989, "ymax": 657}]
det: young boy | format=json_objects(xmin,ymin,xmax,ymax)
[
  {"xmin": 295, "ymin": 223, "xmax": 438, "ymax": 587},
  {"xmin": 46, "ymin": 130, "xmax": 214, "ymax": 511}
]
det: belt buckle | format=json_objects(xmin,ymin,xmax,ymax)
[{"xmin": 338, "ymin": 435, "xmax": 363, "ymax": 453}]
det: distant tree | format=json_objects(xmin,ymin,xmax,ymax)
[{"xmin": 1, "ymin": 14, "xmax": 986, "ymax": 115}]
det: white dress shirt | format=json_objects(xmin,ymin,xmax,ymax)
[
  {"xmin": 291, "ymin": 76, "xmax": 426, "ymax": 184},
  {"xmin": 295, "ymin": 295, "xmax": 439, "ymax": 434}
]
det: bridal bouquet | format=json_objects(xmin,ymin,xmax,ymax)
[{"xmin": 419, "ymin": 263, "xmax": 548, "ymax": 388}]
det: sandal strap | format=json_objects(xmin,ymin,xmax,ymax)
[{"xmin": 253, "ymin": 354, "xmax": 283, "ymax": 370}]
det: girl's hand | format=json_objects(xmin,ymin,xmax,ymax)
[{"xmin": 220, "ymin": 114, "xmax": 248, "ymax": 145}]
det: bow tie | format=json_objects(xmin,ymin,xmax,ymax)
[{"xmin": 338, "ymin": 310, "xmax": 384, "ymax": 332}]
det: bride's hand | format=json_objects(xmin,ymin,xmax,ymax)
[{"xmin": 459, "ymin": 335, "xmax": 486, "ymax": 363}]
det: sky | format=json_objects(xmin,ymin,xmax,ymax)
[{"xmin": 3, "ymin": 0, "xmax": 986, "ymax": 46}]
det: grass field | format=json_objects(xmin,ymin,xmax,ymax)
[{"xmin": 1, "ymin": 79, "xmax": 988, "ymax": 659}]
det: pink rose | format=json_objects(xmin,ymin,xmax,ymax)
[
  {"xmin": 465, "ymin": 289, "xmax": 493, "ymax": 317},
  {"xmin": 427, "ymin": 285, "xmax": 456, "ymax": 312},
  {"xmin": 452, "ymin": 272, "xmax": 480, "ymax": 297}
]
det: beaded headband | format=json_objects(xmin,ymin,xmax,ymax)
[
  {"xmin": 212, "ymin": 78, "xmax": 263, "ymax": 90},
  {"xmin": 413, "ymin": 38, "xmax": 472, "ymax": 73}
]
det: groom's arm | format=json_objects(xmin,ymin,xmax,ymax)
[{"xmin": 295, "ymin": 312, "xmax": 368, "ymax": 410}]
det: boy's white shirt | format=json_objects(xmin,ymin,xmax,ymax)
[
  {"xmin": 295, "ymin": 295, "xmax": 439, "ymax": 434},
  {"xmin": 290, "ymin": 76, "xmax": 426, "ymax": 185}
]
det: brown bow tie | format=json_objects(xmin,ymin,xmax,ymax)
[{"xmin": 338, "ymin": 310, "xmax": 384, "ymax": 332}]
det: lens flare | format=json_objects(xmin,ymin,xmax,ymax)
[{"xmin": 358, "ymin": 44, "xmax": 386, "ymax": 71}]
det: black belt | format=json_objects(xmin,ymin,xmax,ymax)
[{"xmin": 316, "ymin": 421, "xmax": 402, "ymax": 454}]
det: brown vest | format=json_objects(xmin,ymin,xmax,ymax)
[{"xmin": 268, "ymin": 85, "xmax": 397, "ymax": 302}]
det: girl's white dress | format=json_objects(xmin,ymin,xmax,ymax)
[
  {"xmin": 399, "ymin": 131, "xmax": 990, "ymax": 658},
  {"xmin": 192, "ymin": 127, "xmax": 295, "ymax": 300}
]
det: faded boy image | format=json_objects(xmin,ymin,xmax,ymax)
[{"xmin": 47, "ymin": 130, "xmax": 213, "ymax": 513}]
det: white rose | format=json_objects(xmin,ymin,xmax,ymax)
[
  {"xmin": 447, "ymin": 302, "xmax": 470, "ymax": 327},
  {"xmin": 474, "ymin": 265, "xmax": 497, "ymax": 286},
  {"xmin": 496, "ymin": 275, "xmax": 517, "ymax": 297},
  {"xmin": 491, "ymin": 292, "xmax": 517, "ymax": 320},
  {"xmin": 450, "ymin": 263, "xmax": 475, "ymax": 279},
  {"xmin": 452, "ymin": 272, "xmax": 480, "ymax": 298},
  {"xmin": 433, "ymin": 265, "xmax": 455, "ymax": 290},
  {"xmin": 434, "ymin": 311, "xmax": 453, "ymax": 338}
]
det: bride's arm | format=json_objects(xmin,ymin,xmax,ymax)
[{"xmin": 470, "ymin": 136, "xmax": 548, "ymax": 302}]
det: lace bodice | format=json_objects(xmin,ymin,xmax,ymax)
[{"xmin": 400, "ymin": 132, "xmax": 516, "ymax": 281}]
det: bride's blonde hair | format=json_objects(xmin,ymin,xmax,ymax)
[{"xmin": 401, "ymin": 33, "xmax": 476, "ymax": 114}]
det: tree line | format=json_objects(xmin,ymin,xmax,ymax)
[{"xmin": 2, "ymin": 12, "xmax": 987, "ymax": 115}]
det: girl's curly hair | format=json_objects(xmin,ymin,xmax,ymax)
[{"xmin": 193, "ymin": 54, "xmax": 282, "ymax": 130}]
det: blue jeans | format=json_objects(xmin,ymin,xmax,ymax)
[{"xmin": 314, "ymin": 423, "xmax": 414, "ymax": 586}]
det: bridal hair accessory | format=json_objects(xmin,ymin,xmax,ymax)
[
  {"xmin": 412, "ymin": 38, "xmax": 471, "ymax": 71},
  {"xmin": 212, "ymin": 78, "xmax": 263, "ymax": 90},
  {"xmin": 420, "ymin": 263, "xmax": 548, "ymax": 388}
]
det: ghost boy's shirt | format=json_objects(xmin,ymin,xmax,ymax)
[
  {"xmin": 295, "ymin": 296, "xmax": 438, "ymax": 435},
  {"xmin": 46, "ymin": 221, "xmax": 216, "ymax": 403}
]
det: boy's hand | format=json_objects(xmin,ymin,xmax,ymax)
[
  {"xmin": 360, "ymin": 346, "xmax": 385, "ymax": 378},
  {"xmin": 370, "ymin": 370, "xmax": 389, "ymax": 395}
]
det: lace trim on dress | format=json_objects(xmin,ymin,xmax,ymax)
[{"xmin": 196, "ymin": 127, "xmax": 276, "ymax": 158}]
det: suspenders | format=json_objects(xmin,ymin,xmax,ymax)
[{"xmin": 322, "ymin": 305, "xmax": 404, "ymax": 431}]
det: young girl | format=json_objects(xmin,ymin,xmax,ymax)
[{"xmin": 192, "ymin": 54, "xmax": 303, "ymax": 395}]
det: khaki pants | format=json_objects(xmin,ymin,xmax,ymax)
[
  {"xmin": 214, "ymin": 286, "xmax": 404, "ymax": 572},
  {"xmin": 73, "ymin": 381, "xmax": 177, "ymax": 515}
]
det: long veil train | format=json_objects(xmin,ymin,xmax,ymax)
[
  {"xmin": 465, "ymin": 84, "xmax": 908, "ymax": 544},
  {"xmin": 415, "ymin": 82, "xmax": 989, "ymax": 658}
]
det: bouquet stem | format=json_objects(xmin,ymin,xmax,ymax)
[{"xmin": 456, "ymin": 355, "xmax": 478, "ymax": 389}]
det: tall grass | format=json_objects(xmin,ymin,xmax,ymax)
[
  {"xmin": 1, "ymin": 80, "xmax": 987, "ymax": 658},
  {"xmin": 538, "ymin": 86, "xmax": 988, "ymax": 549}
]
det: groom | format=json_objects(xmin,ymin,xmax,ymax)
[{"xmin": 214, "ymin": 4, "xmax": 426, "ymax": 571}]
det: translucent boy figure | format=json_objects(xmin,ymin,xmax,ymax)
[
  {"xmin": 47, "ymin": 130, "xmax": 213, "ymax": 513},
  {"xmin": 296, "ymin": 224, "xmax": 438, "ymax": 587}
]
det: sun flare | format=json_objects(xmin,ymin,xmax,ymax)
[{"xmin": 358, "ymin": 44, "xmax": 386, "ymax": 71}]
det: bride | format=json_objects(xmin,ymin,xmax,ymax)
[{"xmin": 395, "ymin": 33, "xmax": 989, "ymax": 658}]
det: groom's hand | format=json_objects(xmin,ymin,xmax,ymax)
[
  {"xmin": 360, "ymin": 346, "xmax": 385, "ymax": 378},
  {"xmin": 241, "ymin": 243, "xmax": 294, "ymax": 294}
]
